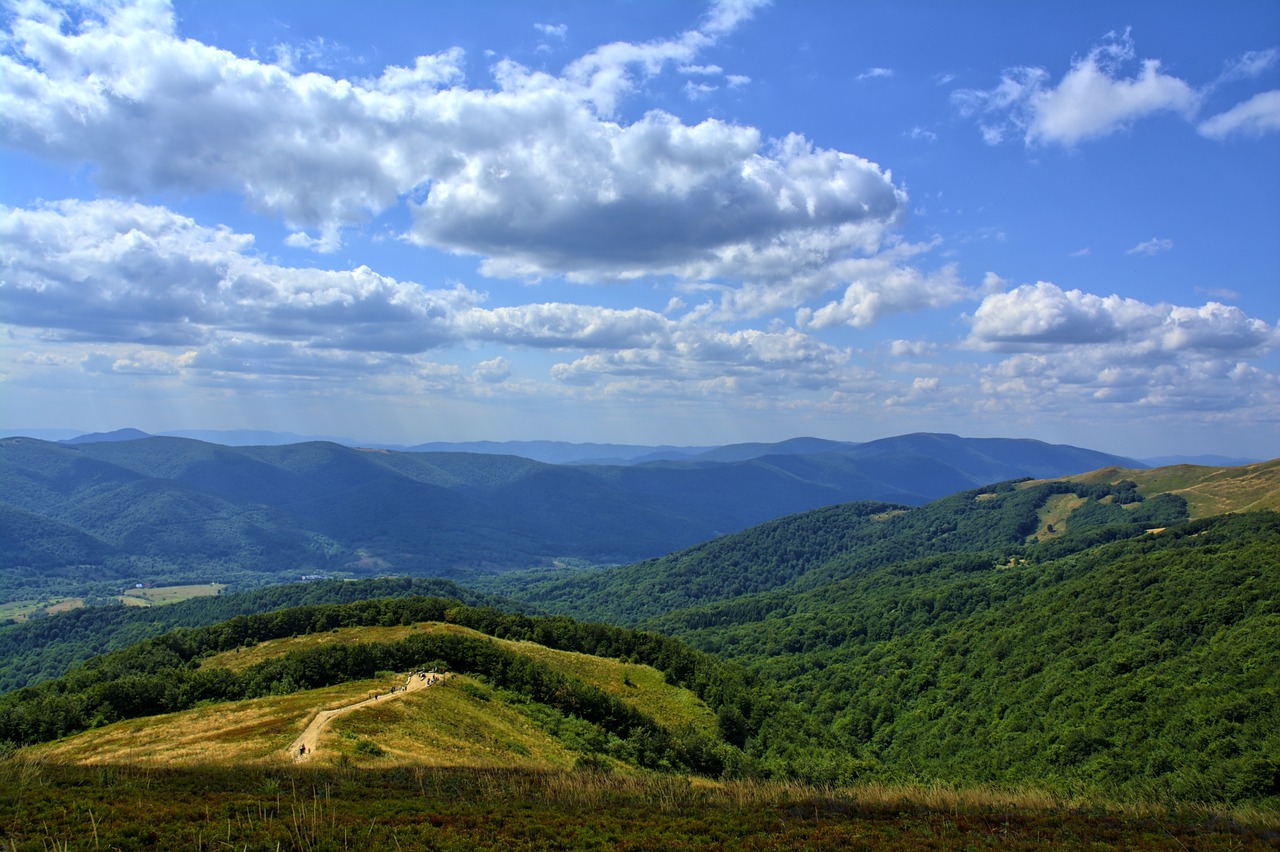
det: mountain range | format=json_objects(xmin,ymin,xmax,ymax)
[{"xmin": 2, "ymin": 432, "xmax": 1143, "ymax": 596}]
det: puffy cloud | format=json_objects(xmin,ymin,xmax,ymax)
[
  {"xmin": 1198, "ymin": 90, "xmax": 1280, "ymax": 139},
  {"xmin": 797, "ymin": 262, "xmax": 965, "ymax": 329},
  {"xmin": 0, "ymin": 0, "xmax": 902, "ymax": 285},
  {"xmin": 534, "ymin": 23, "xmax": 567, "ymax": 39},
  {"xmin": 1, "ymin": 199, "xmax": 854, "ymax": 396},
  {"xmin": 0, "ymin": 200, "xmax": 478, "ymax": 352},
  {"xmin": 970, "ymin": 281, "xmax": 1278, "ymax": 355},
  {"xmin": 953, "ymin": 31, "xmax": 1199, "ymax": 145}
]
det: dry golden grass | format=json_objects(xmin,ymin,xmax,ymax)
[
  {"xmin": 37, "ymin": 623, "xmax": 714, "ymax": 773},
  {"xmin": 25, "ymin": 680, "xmax": 402, "ymax": 767},
  {"xmin": 1031, "ymin": 493, "xmax": 1088, "ymax": 540},
  {"xmin": 202, "ymin": 621, "xmax": 718, "ymax": 737},
  {"xmin": 326, "ymin": 676, "xmax": 585, "ymax": 770},
  {"xmin": 201, "ymin": 621, "xmax": 478, "ymax": 672},
  {"xmin": 1027, "ymin": 458, "xmax": 1280, "ymax": 519}
]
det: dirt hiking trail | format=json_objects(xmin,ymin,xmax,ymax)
[{"xmin": 287, "ymin": 672, "xmax": 448, "ymax": 761}]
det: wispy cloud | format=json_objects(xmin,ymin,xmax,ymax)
[
  {"xmin": 1126, "ymin": 237, "xmax": 1173, "ymax": 256},
  {"xmin": 1198, "ymin": 90, "xmax": 1280, "ymax": 139},
  {"xmin": 857, "ymin": 67, "xmax": 894, "ymax": 81}
]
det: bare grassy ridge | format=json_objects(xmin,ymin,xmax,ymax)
[
  {"xmin": 3, "ymin": 761, "xmax": 1276, "ymax": 850},
  {"xmin": 202, "ymin": 620, "xmax": 720, "ymax": 736},
  {"xmin": 1062, "ymin": 458, "xmax": 1280, "ymax": 518},
  {"xmin": 30, "ymin": 621, "xmax": 717, "ymax": 770}
]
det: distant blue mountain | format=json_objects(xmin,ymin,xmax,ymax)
[
  {"xmin": 1141, "ymin": 454, "xmax": 1262, "ymax": 467},
  {"xmin": 60, "ymin": 428, "xmax": 152, "ymax": 444},
  {"xmin": 3, "ymin": 432, "xmax": 1147, "ymax": 595}
]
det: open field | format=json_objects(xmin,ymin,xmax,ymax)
[
  {"xmin": 2, "ymin": 761, "xmax": 1276, "ymax": 850},
  {"xmin": 0, "ymin": 598, "xmax": 82, "ymax": 622},
  {"xmin": 0, "ymin": 584, "xmax": 224, "ymax": 621},
  {"xmin": 116, "ymin": 582, "xmax": 226, "ymax": 607}
]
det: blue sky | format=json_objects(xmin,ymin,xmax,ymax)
[{"xmin": 2, "ymin": 0, "xmax": 1278, "ymax": 458}]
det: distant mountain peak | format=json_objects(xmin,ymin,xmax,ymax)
[{"xmin": 61, "ymin": 428, "xmax": 152, "ymax": 444}]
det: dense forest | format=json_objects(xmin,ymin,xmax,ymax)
[{"xmin": 483, "ymin": 480, "xmax": 1278, "ymax": 805}]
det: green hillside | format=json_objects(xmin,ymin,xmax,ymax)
[
  {"xmin": 483, "ymin": 472, "xmax": 1279, "ymax": 805},
  {"xmin": 485, "ymin": 476, "xmax": 1191, "ymax": 624},
  {"xmin": 1061, "ymin": 458, "xmax": 1280, "ymax": 518}
]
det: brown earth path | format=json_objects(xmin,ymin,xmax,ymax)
[{"xmin": 287, "ymin": 672, "xmax": 447, "ymax": 761}]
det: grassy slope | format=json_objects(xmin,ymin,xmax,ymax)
[
  {"xmin": 1060, "ymin": 458, "xmax": 1280, "ymax": 517},
  {"xmin": 28, "ymin": 621, "xmax": 718, "ymax": 770}
]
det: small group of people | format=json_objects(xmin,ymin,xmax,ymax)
[{"xmin": 409, "ymin": 667, "xmax": 446, "ymax": 687}]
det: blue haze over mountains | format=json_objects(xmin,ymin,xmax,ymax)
[{"xmin": 2, "ymin": 430, "xmax": 1152, "ymax": 593}]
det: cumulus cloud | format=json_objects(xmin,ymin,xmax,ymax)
[
  {"xmin": 968, "ymin": 282, "xmax": 1280, "ymax": 416},
  {"xmin": 0, "ymin": 200, "xmax": 479, "ymax": 352},
  {"xmin": 953, "ymin": 31, "xmax": 1199, "ymax": 145},
  {"xmin": 970, "ymin": 281, "xmax": 1278, "ymax": 354},
  {"xmin": 797, "ymin": 262, "xmax": 965, "ymax": 329},
  {"xmin": 0, "ymin": 199, "xmax": 853, "ymax": 393},
  {"xmin": 0, "ymin": 0, "xmax": 901, "ymax": 286},
  {"xmin": 1198, "ymin": 90, "xmax": 1280, "ymax": 139}
]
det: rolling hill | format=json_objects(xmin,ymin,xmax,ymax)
[{"xmin": 1, "ymin": 432, "xmax": 1143, "ymax": 597}]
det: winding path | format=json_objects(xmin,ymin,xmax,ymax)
[{"xmin": 287, "ymin": 672, "xmax": 447, "ymax": 760}]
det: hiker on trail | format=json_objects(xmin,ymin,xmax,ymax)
[{"xmin": 299, "ymin": 744, "xmax": 305, "ymax": 757}]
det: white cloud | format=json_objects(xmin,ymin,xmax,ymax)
[
  {"xmin": 0, "ymin": 0, "xmax": 902, "ymax": 288},
  {"xmin": 535, "ymin": 23, "xmax": 568, "ymax": 39},
  {"xmin": 970, "ymin": 281, "xmax": 1278, "ymax": 355},
  {"xmin": 1216, "ymin": 48, "xmax": 1278, "ymax": 83},
  {"xmin": 953, "ymin": 31, "xmax": 1199, "ymax": 145},
  {"xmin": 702, "ymin": 0, "xmax": 771, "ymax": 37},
  {"xmin": 1197, "ymin": 90, "xmax": 1280, "ymax": 139},
  {"xmin": 856, "ymin": 67, "xmax": 893, "ymax": 81},
  {"xmin": 1126, "ymin": 237, "xmax": 1173, "ymax": 256},
  {"xmin": 1, "ymin": 199, "xmax": 856, "ymax": 395},
  {"xmin": 797, "ymin": 262, "xmax": 965, "ymax": 329}
]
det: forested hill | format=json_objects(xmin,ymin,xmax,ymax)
[
  {"xmin": 484, "ymin": 476, "xmax": 1191, "ymax": 625},
  {"xmin": 1, "ymin": 432, "xmax": 1140, "ymax": 596},
  {"xmin": 486, "ymin": 476, "xmax": 1280, "ymax": 804}
]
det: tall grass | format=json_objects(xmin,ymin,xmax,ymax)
[{"xmin": 3, "ymin": 760, "xmax": 1276, "ymax": 850}]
